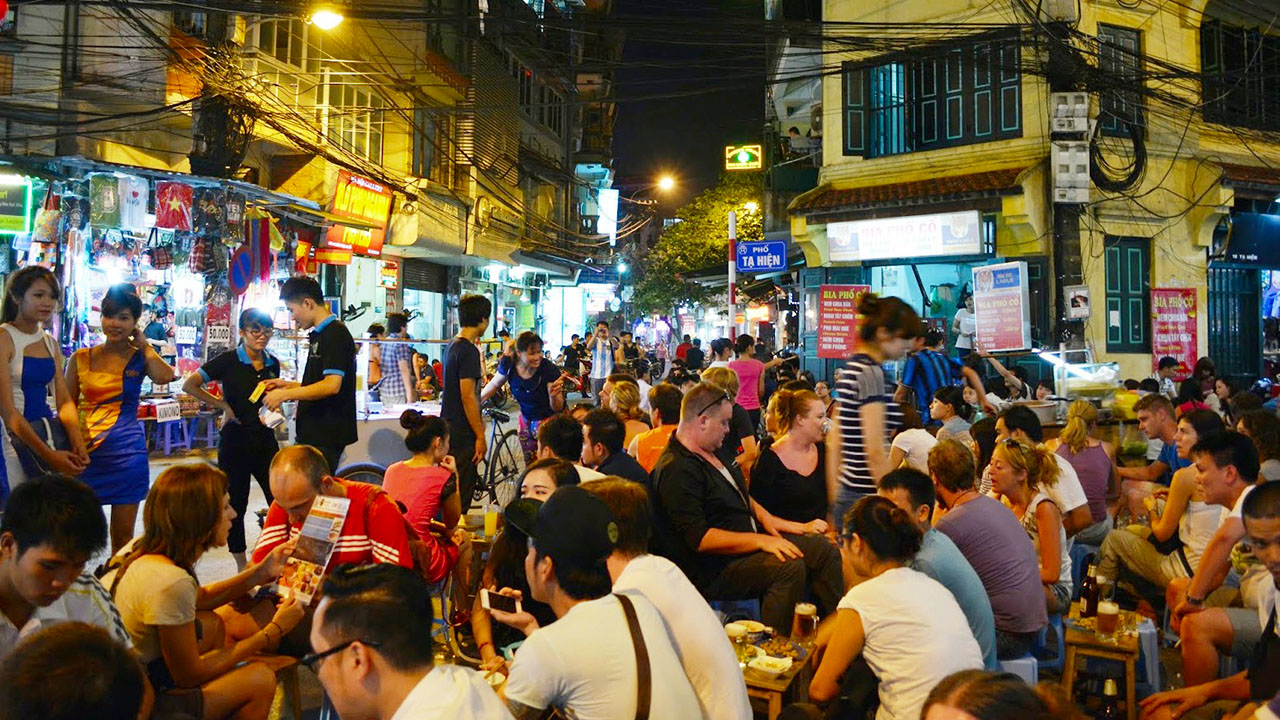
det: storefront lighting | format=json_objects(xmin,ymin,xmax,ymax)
[
  {"xmin": 508, "ymin": 265, "xmax": 526, "ymax": 281},
  {"xmin": 617, "ymin": 261, "xmax": 628, "ymax": 274},
  {"xmin": 308, "ymin": 8, "xmax": 344, "ymax": 29},
  {"xmin": 485, "ymin": 263, "xmax": 504, "ymax": 282}
]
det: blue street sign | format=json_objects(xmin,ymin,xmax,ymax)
[{"xmin": 736, "ymin": 240, "xmax": 787, "ymax": 273}]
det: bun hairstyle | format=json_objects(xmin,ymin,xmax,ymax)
[
  {"xmin": 399, "ymin": 409, "xmax": 449, "ymax": 455},
  {"xmin": 1059, "ymin": 400, "xmax": 1098, "ymax": 454},
  {"xmin": 933, "ymin": 386, "xmax": 973, "ymax": 422},
  {"xmin": 101, "ymin": 284, "xmax": 142, "ymax": 321},
  {"xmin": 610, "ymin": 380, "xmax": 646, "ymax": 421},
  {"xmin": 994, "ymin": 437, "xmax": 1061, "ymax": 491},
  {"xmin": 2, "ymin": 266, "xmax": 61, "ymax": 324},
  {"xmin": 733, "ymin": 334, "xmax": 755, "ymax": 357},
  {"xmin": 842, "ymin": 495, "xmax": 923, "ymax": 562},
  {"xmin": 856, "ymin": 293, "xmax": 924, "ymax": 342},
  {"xmin": 773, "ymin": 388, "xmax": 821, "ymax": 434}
]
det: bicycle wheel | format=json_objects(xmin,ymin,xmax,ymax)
[
  {"xmin": 485, "ymin": 429, "xmax": 526, "ymax": 507},
  {"xmin": 336, "ymin": 462, "xmax": 386, "ymax": 487}
]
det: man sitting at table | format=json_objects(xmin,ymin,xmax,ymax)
[
  {"xmin": 650, "ymin": 382, "xmax": 842, "ymax": 633},
  {"xmin": 1117, "ymin": 394, "xmax": 1187, "ymax": 521}
]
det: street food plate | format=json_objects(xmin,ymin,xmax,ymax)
[
  {"xmin": 757, "ymin": 638, "xmax": 806, "ymax": 660},
  {"xmin": 747, "ymin": 653, "xmax": 793, "ymax": 677}
]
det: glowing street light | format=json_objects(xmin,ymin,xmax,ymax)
[
  {"xmin": 617, "ymin": 261, "xmax": 629, "ymax": 274},
  {"xmin": 657, "ymin": 175, "xmax": 676, "ymax": 192},
  {"xmin": 308, "ymin": 7, "xmax": 344, "ymax": 30},
  {"xmin": 743, "ymin": 201, "xmax": 759, "ymax": 213}
]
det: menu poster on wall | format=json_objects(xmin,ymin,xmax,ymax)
[
  {"xmin": 1151, "ymin": 288, "xmax": 1197, "ymax": 379},
  {"xmin": 972, "ymin": 261, "xmax": 1031, "ymax": 353},
  {"xmin": 817, "ymin": 284, "xmax": 870, "ymax": 359}
]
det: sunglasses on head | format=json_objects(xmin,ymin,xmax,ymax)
[{"xmin": 694, "ymin": 391, "xmax": 731, "ymax": 418}]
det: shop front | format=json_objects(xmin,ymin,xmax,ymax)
[{"xmin": 1208, "ymin": 206, "xmax": 1280, "ymax": 385}]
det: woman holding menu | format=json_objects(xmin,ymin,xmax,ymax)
[{"xmin": 182, "ymin": 308, "xmax": 281, "ymax": 571}]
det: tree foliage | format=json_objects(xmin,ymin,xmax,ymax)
[{"xmin": 633, "ymin": 172, "xmax": 763, "ymax": 316}]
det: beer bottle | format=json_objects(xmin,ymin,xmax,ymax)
[
  {"xmin": 1082, "ymin": 564, "xmax": 1100, "ymax": 618},
  {"xmin": 1098, "ymin": 678, "xmax": 1121, "ymax": 719}
]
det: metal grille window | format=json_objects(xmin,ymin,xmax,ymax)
[
  {"xmin": 1104, "ymin": 236, "xmax": 1151, "ymax": 353},
  {"xmin": 1098, "ymin": 25, "xmax": 1144, "ymax": 137},
  {"xmin": 842, "ymin": 33, "xmax": 1021, "ymax": 157},
  {"xmin": 324, "ymin": 76, "xmax": 384, "ymax": 164},
  {"xmin": 1202, "ymin": 20, "xmax": 1280, "ymax": 132}
]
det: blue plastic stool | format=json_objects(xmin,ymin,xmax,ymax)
[
  {"xmin": 1000, "ymin": 654, "xmax": 1039, "ymax": 684},
  {"xmin": 1036, "ymin": 613, "xmax": 1066, "ymax": 672},
  {"xmin": 190, "ymin": 412, "xmax": 220, "ymax": 449},
  {"xmin": 710, "ymin": 598, "xmax": 762, "ymax": 624},
  {"xmin": 155, "ymin": 419, "xmax": 191, "ymax": 456}
]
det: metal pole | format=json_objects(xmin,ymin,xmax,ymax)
[{"xmin": 728, "ymin": 210, "xmax": 737, "ymax": 340}]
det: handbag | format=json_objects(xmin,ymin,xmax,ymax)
[{"xmin": 1249, "ymin": 604, "xmax": 1280, "ymax": 699}]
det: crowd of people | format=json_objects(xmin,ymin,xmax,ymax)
[{"xmin": 5, "ymin": 272, "xmax": 1280, "ymax": 720}]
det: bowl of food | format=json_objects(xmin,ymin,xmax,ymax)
[
  {"xmin": 747, "ymin": 654, "xmax": 793, "ymax": 677},
  {"xmin": 739, "ymin": 620, "xmax": 767, "ymax": 644}
]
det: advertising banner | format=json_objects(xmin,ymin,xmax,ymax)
[
  {"xmin": 827, "ymin": 210, "xmax": 983, "ymax": 263},
  {"xmin": 973, "ymin": 261, "xmax": 1031, "ymax": 352},
  {"xmin": 1151, "ymin": 288, "xmax": 1197, "ymax": 379},
  {"xmin": 817, "ymin": 284, "xmax": 870, "ymax": 359},
  {"xmin": 324, "ymin": 171, "xmax": 392, "ymax": 257}
]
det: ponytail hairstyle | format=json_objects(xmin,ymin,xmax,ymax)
[
  {"xmin": 993, "ymin": 436, "xmax": 1060, "ymax": 491},
  {"xmin": 773, "ymin": 388, "xmax": 822, "ymax": 434},
  {"xmin": 610, "ymin": 380, "xmax": 646, "ymax": 421},
  {"xmin": 1, "ymin": 266, "xmax": 60, "ymax": 325},
  {"xmin": 933, "ymin": 386, "xmax": 973, "ymax": 422},
  {"xmin": 841, "ymin": 495, "xmax": 923, "ymax": 562},
  {"xmin": 856, "ymin": 293, "xmax": 924, "ymax": 342},
  {"xmin": 400, "ymin": 409, "xmax": 449, "ymax": 455},
  {"xmin": 1059, "ymin": 400, "xmax": 1098, "ymax": 454},
  {"xmin": 733, "ymin": 334, "xmax": 755, "ymax": 357}
]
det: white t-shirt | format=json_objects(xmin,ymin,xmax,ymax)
[
  {"xmin": 0, "ymin": 572, "xmax": 131, "ymax": 661},
  {"xmin": 837, "ymin": 567, "xmax": 983, "ymax": 720},
  {"xmin": 953, "ymin": 308, "xmax": 976, "ymax": 349},
  {"xmin": 638, "ymin": 379, "xmax": 653, "ymax": 413},
  {"xmin": 101, "ymin": 554, "xmax": 198, "ymax": 663},
  {"xmin": 505, "ymin": 594, "xmax": 702, "ymax": 720},
  {"xmin": 388, "ymin": 665, "xmax": 514, "ymax": 720},
  {"xmin": 891, "ymin": 429, "xmax": 937, "ymax": 474},
  {"xmin": 708, "ymin": 360, "xmax": 731, "ymax": 369},
  {"xmin": 575, "ymin": 464, "xmax": 606, "ymax": 483},
  {"xmin": 614, "ymin": 555, "xmax": 751, "ymax": 720},
  {"xmin": 1228, "ymin": 485, "xmax": 1270, "ymax": 607},
  {"xmin": 1045, "ymin": 454, "xmax": 1089, "ymax": 516}
]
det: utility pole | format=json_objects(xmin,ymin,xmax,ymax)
[
  {"xmin": 727, "ymin": 210, "xmax": 737, "ymax": 340},
  {"xmin": 1046, "ymin": 18, "xmax": 1086, "ymax": 349}
]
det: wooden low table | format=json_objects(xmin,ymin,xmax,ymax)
[
  {"xmin": 1061, "ymin": 602, "xmax": 1141, "ymax": 720},
  {"xmin": 743, "ymin": 643, "xmax": 816, "ymax": 720}
]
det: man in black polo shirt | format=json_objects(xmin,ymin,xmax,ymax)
[
  {"xmin": 264, "ymin": 275, "xmax": 357, "ymax": 474},
  {"xmin": 651, "ymin": 382, "xmax": 842, "ymax": 632}
]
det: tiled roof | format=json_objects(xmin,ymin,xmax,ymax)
[
  {"xmin": 792, "ymin": 167, "xmax": 1028, "ymax": 214},
  {"xmin": 1219, "ymin": 163, "xmax": 1280, "ymax": 189}
]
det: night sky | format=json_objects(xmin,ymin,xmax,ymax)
[{"xmin": 611, "ymin": 0, "xmax": 766, "ymax": 207}]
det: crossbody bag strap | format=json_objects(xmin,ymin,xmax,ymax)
[{"xmin": 614, "ymin": 593, "xmax": 651, "ymax": 720}]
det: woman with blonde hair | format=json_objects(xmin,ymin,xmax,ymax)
[
  {"xmin": 101, "ymin": 463, "xmax": 304, "ymax": 720},
  {"xmin": 988, "ymin": 438, "xmax": 1072, "ymax": 614},
  {"xmin": 751, "ymin": 388, "xmax": 829, "ymax": 534},
  {"xmin": 608, "ymin": 379, "xmax": 650, "ymax": 449},
  {"xmin": 1045, "ymin": 400, "xmax": 1115, "ymax": 545},
  {"xmin": 701, "ymin": 365, "xmax": 759, "ymax": 468}
]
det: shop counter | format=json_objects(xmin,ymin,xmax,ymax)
[{"xmin": 332, "ymin": 401, "xmax": 443, "ymax": 471}]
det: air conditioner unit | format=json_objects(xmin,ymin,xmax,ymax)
[
  {"xmin": 810, "ymin": 103, "xmax": 823, "ymax": 135},
  {"xmin": 1044, "ymin": 0, "xmax": 1080, "ymax": 22}
]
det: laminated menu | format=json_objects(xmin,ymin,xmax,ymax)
[{"xmin": 274, "ymin": 496, "xmax": 351, "ymax": 604}]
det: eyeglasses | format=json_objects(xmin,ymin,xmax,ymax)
[
  {"xmin": 693, "ymin": 391, "xmax": 731, "ymax": 418},
  {"xmin": 300, "ymin": 638, "xmax": 381, "ymax": 671},
  {"xmin": 244, "ymin": 326, "xmax": 274, "ymax": 338}
]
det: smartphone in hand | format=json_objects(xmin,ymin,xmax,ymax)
[{"xmin": 481, "ymin": 588, "xmax": 522, "ymax": 615}]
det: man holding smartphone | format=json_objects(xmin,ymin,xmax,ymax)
[{"xmin": 588, "ymin": 321, "xmax": 615, "ymax": 407}]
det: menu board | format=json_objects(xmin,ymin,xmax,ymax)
[
  {"xmin": 1151, "ymin": 288, "xmax": 1197, "ymax": 379},
  {"xmin": 817, "ymin": 284, "xmax": 870, "ymax": 359},
  {"xmin": 973, "ymin": 262, "xmax": 1031, "ymax": 352}
]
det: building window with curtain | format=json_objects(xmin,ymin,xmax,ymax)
[{"xmin": 842, "ymin": 32, "xmax": 1021, "ymax": 157}]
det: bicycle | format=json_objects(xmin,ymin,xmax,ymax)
[{"xmin": 473, "ymin": 406, "xmax": 526, "ymax": 509}]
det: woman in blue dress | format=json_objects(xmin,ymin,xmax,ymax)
[
  {"xmin": 0, "ymin": 267, "xmax": 89, "ymax": 495},
  {"xmin": 480, "ymin": 331, "xmax": 566, "ymax": 458},
  {"xmin": 66, "ymin": 284, "xmax": 176, "ymax": 552}
]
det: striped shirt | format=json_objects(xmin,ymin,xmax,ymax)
[
  {"xmin": 0, "ymin": 572, "xmax": 130, "ymax": 660},
  {"xmin": 835, "ymin": 354, "xmax": 902, "ymax": 495},
  {"xmin": 900, "ymin": 350, "xmax": 963, "ymax": 423},
  {"xmin": 252, "ymin": 479, "xmax": 414, "ymax": 569}
]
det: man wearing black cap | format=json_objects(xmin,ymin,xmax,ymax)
[
  {"xmin": 651, "ymin": 382, "xmax": 843, "ymax": 632},
  {"xmin": 497, "ymin": 486, "xmax": 702, "ymax": 720}
]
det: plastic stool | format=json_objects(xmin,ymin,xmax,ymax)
[
  {"xmin": 1000, "ymin": 654, "xmax": 1039, "ymax": 684},
  {"xmin": 191, "ymin": 412, "xmax": 219, "ymax": 449},
  {"xmin": 1036, "ymin": 614, "xmax": 1066, "ymax": 672},
  {"xmin": 156, "ymin": 419, "xmax": 191, "ymax": 455},
  {"xmin": 710, "ymin": 598, "xmax": 762, "ymax": 624},
  {"xmin": 1136, "ymin": 618, "xmax": 1160, "ymax": 691}
]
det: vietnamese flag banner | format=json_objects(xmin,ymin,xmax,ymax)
[
  {"xmin": 1151, "ymin": 288, "xmax": 1197, "ymax": 379},
  {"xmin": 155, "ymin": 181, "xmax": 193, "ymax": 231}
]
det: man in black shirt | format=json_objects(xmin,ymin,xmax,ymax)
[
  {"xmin": 264, "ymin": 276, "xmax": 357, "ymax": 474},
  {"xmin": 580, "ymin": 408, "xmax": 650, "ymax": 486},
  {"xmin": 684, "ymin": 338, "xmax": 705, "ymax": 372},
  {"xmin": 443, "ymin": 294, "xmax": 490, "ymax": 510},
  {"xmin": 651, "ymin": 382, "xmax": 842, "ymax": 632}
]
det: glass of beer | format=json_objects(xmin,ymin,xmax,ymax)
[
  {"xmin": 1096, "ymin": 601, "xmax": 1120, "ymax": 636},
  {"xmin": 791, "ymin": 603, "xmax": 819, "ymax": 644},
  {"xmin": 725, "ymin": 623, "xmax": 749, "ymax": 665}
]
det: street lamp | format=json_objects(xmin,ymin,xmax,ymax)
[
  {"xmin": 657, "ymin": 175, "xmax": 676, "ymax": 192},
  {"xmin": 617, "ymin": 261, "xmax": 629, "ymax": 274},
  {"xmin": 308, "ymin": 7, "xmax": 344, "ymax": 29}
]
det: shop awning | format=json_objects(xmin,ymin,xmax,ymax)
[
  {"xmin": 790, "ymin": 167, "xmax": 1029, "ymax": 219},
  {"xmin": 1219, "ymin": 163, "xmax": 1280, "ymax": 197},
  {"xmin": 1218, "ymin": 212, "xmax": 1280, "ymax": 267},
  {"xmin": 278, "ymin": 203, "xmax": 382, "ymax": 231}
]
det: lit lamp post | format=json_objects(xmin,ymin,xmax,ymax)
[{"xmin": 727, "ymin": 200, "xmax": 759, "ymax": 340}]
